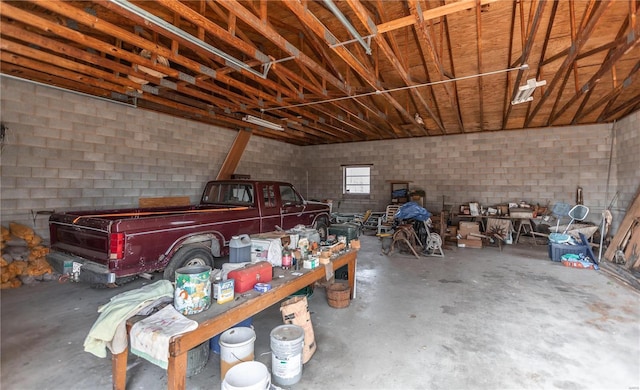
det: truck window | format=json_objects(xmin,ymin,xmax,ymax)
[
  {"xmin": 279, "ymin": 184, "xmax": 301, "ymax": 205},
  {"xmin": 263, "ymin": 185, "xmax": 276, "ymax": 208},
  {"xmin": 202, "ymin": 183, "xmax": 253, "ymax": 205}
]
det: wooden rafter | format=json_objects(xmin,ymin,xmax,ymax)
[
  {"xmin": 199, "ymin": 1, "xmax": 377, "ymax": 139},
  {"xmin": 346, "ymin": 0, "xmax": 440, "ymax": 135},
  {"xmin": 0, "ymin": 0, "xmax": 637, "ymax": 146},
  {"xmin": 407, "ymin": 0, "xmax": 464, "ymax": 133},
  {"xmin": 281, "ymin": 0, "xmax": 419, "ymax": 137},
  {"xmin": 376, "ymin": 0, "xmax": 500, "ymax": 33},
  {"xmin": 555, "ymin": 10, "xmax": 640, "ymax": 123},
  {"xmin": 525, "ymin": 0, "xmax": 613, "ymax": 127},
  {"xmin": 475, "ymin": 0, "xmax": 484, "ymax": 130},
  {"xmin": 576, "ymin": 60, "xmax": 640, "ymax": 123},
  {"xmin": 502, "ymin": 0, "xmax": 546, "ymax": 128},
  {"xmin": 600, "ymin": 92, "xmax": 640, "ymax": 121},
  {"xmin": 212, "ymin": 0, "xmax": 401, "ymax": 139}
]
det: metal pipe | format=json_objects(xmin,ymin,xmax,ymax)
[
  {"xmin": 108, "ymin": 0, "xmax": 271, "ymax": 79},
  {"xmin": 322, "ymin": 0, "xmax": 372, "ymax": 55},
  {"xmin": 599, "ymin": 120, "xmax": 617, "ymax": 262}
]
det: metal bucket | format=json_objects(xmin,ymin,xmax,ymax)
[
  {"xmin": 270, "ymin": 324, "xmax": 304, "ymax": 386},
  {"xmin": 173, "ymin": 265, "xmax": 212, "ymax": 315}
]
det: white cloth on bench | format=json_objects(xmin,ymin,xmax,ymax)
[
  {"xmin": 129, "ymin": 304, "xmax": 198, "ymax": 369},
  {"xmin": 84, "ymin": 280, "xmax": 174, "ymax": 358}
]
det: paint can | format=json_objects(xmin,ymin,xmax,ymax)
[
  {"xmin": 270, "ymin": 324, "xmax": 304, "ymax": 386},
  {"xmin": 173, "ymin": 265, "xmax": 211, "ymax": 315}
]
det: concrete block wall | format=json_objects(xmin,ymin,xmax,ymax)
[
  {"xmin": 613, "ymin": 111, "xmax": 640, "ymax": 231},
  {"xmin": 0, "ymin": 77, "xmax": 301, "ymax": 238},
  {"xmin": 235, "ymin": 135, "xmax": 306, "ymax": 197},
  {"xmin": 1, "ymin": 76, "xmax": 637, "ymax": 240},
  {"xmin": 301, "ymin": 123, "xmax": 631, "ymax": 230}
]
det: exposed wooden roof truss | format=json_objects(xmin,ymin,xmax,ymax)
[{"xmin": 1, "ymin": 0, "xmax": 638, "ymax": 146}]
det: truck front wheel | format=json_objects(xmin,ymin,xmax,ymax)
[
  {"xmin": 314, "ymin": 219, "xmax": 329, "ymax": 242},
  {"xmin": 163, "ymin": 246, "xmax": 214, "ymax": 281}
]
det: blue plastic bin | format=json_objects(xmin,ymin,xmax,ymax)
[{"xmin": 548, "ymin": 241, "xmax": 589, "ymax": 262}]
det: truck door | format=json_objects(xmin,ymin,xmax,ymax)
[
  {"xmin": 260, "ymin": 184, "xmax": 281, "ymax": 232},
  {"xmin": 279, "ymin": 184, "xmax": 306, "ymax": 229}
]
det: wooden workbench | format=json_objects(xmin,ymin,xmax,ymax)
[{"xmin": 112, "ymin": 250, "xmax": 357, "ymax": 390}]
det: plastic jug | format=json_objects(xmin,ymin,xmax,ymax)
[{"xmin": 229, "ymin": 234, "xmax": 252, "ymax": 263}]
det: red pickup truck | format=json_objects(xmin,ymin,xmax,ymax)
[{"xmin": 46, "ymin": 180, "xmax": 330, "ymax": 285}]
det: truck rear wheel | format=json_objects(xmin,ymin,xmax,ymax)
[{"xmin": 163, "ymin": 246, "xmax": 214, "ymax": 281}]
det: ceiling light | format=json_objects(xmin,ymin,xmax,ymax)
[
  {"xmin": 242, "ymin": 115, "xmax": 284, "ymax": 131},
  {"xmin": 511, "ymin": 78, "xmax": 547, "ymax": 105}
]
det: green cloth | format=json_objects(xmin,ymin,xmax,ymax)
[{"xmin": 84, "ymin": 280, "xmax": 174, "ymax": 358}]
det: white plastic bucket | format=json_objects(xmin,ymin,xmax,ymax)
[
  {"xmin": 270, "ymin": 324, "xmax": 304, "ymax": 386},
  {"xmin": 221, "ymin": 361, "xmax": 270, "ymax": 390},
  {"xmin": 219, "ymin": 327, "xmax": 256, "ymax": 380}
]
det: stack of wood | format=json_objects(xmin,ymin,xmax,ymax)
[
  {"xmin": 605, "ymin": 190, "xmax": 640, "ymax": 273},
  {"xmin": 604, "ymin": 191, "xmax": 640, "ymax": 289},
  {"xmin": 1, "ymin": 222, "xmax": 55, "ymax": 289}
]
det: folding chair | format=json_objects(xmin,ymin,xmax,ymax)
[
  {"xmin": 563, "ymin": 205, "xmax": 589, "ymax": 233},
  {"xmin": 530, "ymin": 202, "xmax": 571, "ymax": 244},
  {"xmin": 377, "ymin": 204, "xmax": 401, "ymax": 235}
]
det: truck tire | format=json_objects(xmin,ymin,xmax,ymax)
[
  {"xmin": 163, "ymin": 246, "xmax": 214, "ymax": 281},
  {"xmin": 314, "ymin": 218, "xmax": 329, "ymax": 242}
]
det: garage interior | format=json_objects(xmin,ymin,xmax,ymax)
[{"xmin": 1, "ymin": 0, "xmax": 639, "ymax": 389}]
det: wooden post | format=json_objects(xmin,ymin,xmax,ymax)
[
  {"xmin": 216, "ymin": 129, "xmax": 252, "ymax": 180},
  {"xmin": 112, "ymin": 350, "xmax": 128, "ymax": 390}
]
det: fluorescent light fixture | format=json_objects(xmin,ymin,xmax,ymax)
[
  {"xmin": 511, "ymin": 78, "xmax": 547, "ymax": 105},
  {"xmin": 242, "ymin": 115, "xmax": 284, "ymax": 131}
]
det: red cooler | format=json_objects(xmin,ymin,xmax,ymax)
[{"xmin": 227, "ymin": 261, "xmax": 273, "ymax": 293}]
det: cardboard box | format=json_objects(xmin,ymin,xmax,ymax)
[
  {"xmin": 509, "ymin": 208, "xmax": 534, "ymax": 218},
  {"xmin": 457, "ymin": 238, "xmax": 483, "ymax": 248},
  {"xmin": 458, "ymin": 221, "xmax": 482, "ymax": 248},
  {"xmin": 459, "ymin": 221, "xmax": 480, "ymax": 235},
  {"xmin": 251, "ymin": 232, "xmax": 290, "ymax": 247},
  {"xmin": 213, "ymin": 279, "xmax": 235, "ymax": 304}
]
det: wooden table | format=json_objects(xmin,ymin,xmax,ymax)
[{"xmin": 112, "ymin": 250, "xmax": 357, "ymax": 390}]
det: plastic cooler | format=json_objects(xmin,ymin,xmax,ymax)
[
  {"xmin": 548, "ymin": 241, "xmax": 590, "ymax": 262},
  {"xmin": 328, "ymin": 223, "xmax": 359, "ymax": 244}
]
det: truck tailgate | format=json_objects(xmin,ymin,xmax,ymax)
[{"xmin": 49, "ymin": 220, "xmax": 110, "ymax": 264}]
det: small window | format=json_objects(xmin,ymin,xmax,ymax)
[
  {"xmin": 263, "ymin": 185, "xmax": 276, "ymax": 208},
  {"xmin": 279, "ymin": 185, "xmax": 301, "ymax": 205},
  {"xmin": 202, "ymin": 183, "xmax": 253, "ymax": 205},
  {"xmin": 343, "ymin": 166, "xmax": 370, "ymax": 195}
]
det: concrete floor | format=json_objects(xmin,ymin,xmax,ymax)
[{"xmin": 1, "ymin": 233, "xmax": 639, "ymax": 390}]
